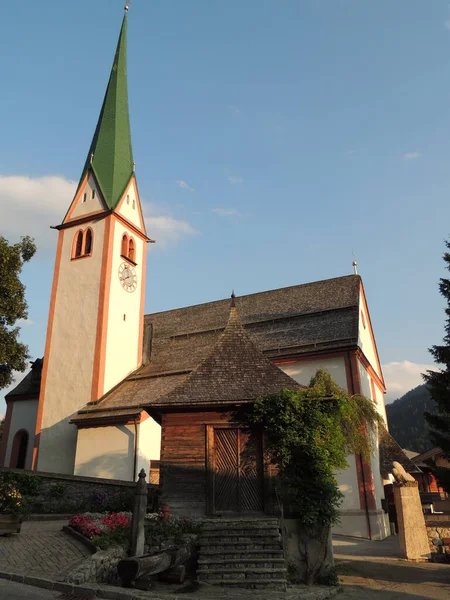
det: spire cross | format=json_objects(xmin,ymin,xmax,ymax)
[{"xmin": 124, "ymin": 1, "xmax": 131, "ymax": 12}]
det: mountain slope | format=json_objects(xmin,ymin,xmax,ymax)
[{"xmin": 386, "ymin": 384, "xmax": 435, "ymax": 453}]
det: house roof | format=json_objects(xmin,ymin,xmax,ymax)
[
  {"xmin": 411, "ymin": 447, "xmax": 443, "ymax": 467},
  {"xmin": 5, "ymin": 359, "xmax": 42, "ymax": 400},
  {"xmin": 379, "ymin": 428, "xmax": 422, "ymax": 475},
  {"xmin": 72, "ymin": 275, "xmax": 361, "ymax": 421},
  {"xmin": 75, "ymin": 14, "xmax": 133, "ymax": 210},
  {"xmin": 149, "ymin": 297, "xmax": 303, "ymax": 408}
]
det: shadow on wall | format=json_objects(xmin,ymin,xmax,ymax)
[
  {"xmin": 35, "ymin": 414, "xmax": 79, "ymax": 474},
  {"xmin": 75, "ymin": 426, "xmax": 135, "ymax": 481},
  {"xmin": 37, "ymin": 416, "xmax": 136, "ymax": 480}
]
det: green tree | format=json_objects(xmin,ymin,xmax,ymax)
[
  {"xmin": 424, "ymin": 239, "xmax": 450, "ymax": 493},
  {"xmin": 233, "ymin": 369, "xmax": 383, "ymax": 584},
  {"xmin": 0, "ymin": 236, "xmax": 36, "ymax": 390}
]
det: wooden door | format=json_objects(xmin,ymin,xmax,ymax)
[{"xmin": 213, "ymin": 427, "xmax": 264, "ymax": 514}]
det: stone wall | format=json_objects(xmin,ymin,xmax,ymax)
[
  {"xmin": 0, "ymin": 467, "xmax": 159, "ymax": 514},
  {"xmin": 65, "ymin": 546, "xmax": 127, "ymax": 585},
  {"xmin": 426, "ymin": 519, "xmax": 450, "ymax": 553}
]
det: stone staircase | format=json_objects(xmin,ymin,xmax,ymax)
[{"xmin": 196, "ymin": 518, "xmax": 287, "ymax": 590}]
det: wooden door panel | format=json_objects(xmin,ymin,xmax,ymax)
[
  {"xmin": 214, "ymin": 428, "xmax": 239, "ymax": 512},
  {"xmin": 239, "ymin": 431, "xmax": 264, "ymax": 512},
  {"xmin": 213, "ymin": 428, "xmax": 263, "ymax": 514}
]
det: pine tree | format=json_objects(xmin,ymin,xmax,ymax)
[{"xmin": 424, "ymin": 239, "xmax": 450, "ymax": 493}]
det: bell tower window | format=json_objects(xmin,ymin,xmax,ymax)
[
  {"xmin": 121, "ymin": 233, "xmax": 129, "ymax": 257},
  {"xmin": 74, "ymin": 230, "xmax": 83, "ymax": 258},
  {"xmin": 84, "ymin": 228, "xmax": 93, "ymax": 255},
  {"xmin": 72, "ymin": 228, "xmax": 94, "ymax": 260},
  {"xmin": 128, "ymin": 238, "xmax": 135, "ymax": 262},
  {"xmin": 120, "ymin": 232, "xmax": 137, "ymax": 264}
]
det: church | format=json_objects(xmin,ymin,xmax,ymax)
[{"xmin": 0, "ymin": 11, "xmax": 393, "ymax": 541}]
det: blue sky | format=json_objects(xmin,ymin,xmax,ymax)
[{"xmin": 2, "ymin": 0, "xmax": 450, "ymax": 412}]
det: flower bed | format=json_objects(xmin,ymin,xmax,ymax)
[{"xmin": 69, "ymin": 512, "xmax": 131, "ymax": 549}]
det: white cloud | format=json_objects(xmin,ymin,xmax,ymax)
[
  {"xmin": 228, "ymin": 176, "xmax": 243, "ymax": 185},
  {"xmin": 0, "ymin": 174, "xmax": 196, "ymax": 252},
  {"xmin": 144, "ymin": 205, "xmax": 197, "ymax": 248},
  {"xmin": 212, "ymin": 208, "xmax": 241, "ymax": 217},
  {"xmin": 382, "ymin": 360, "xmax": 438, "ymax": 403},
  {"xmin": 0, "ymin": 174, "xmax": 76, "ymax": 250},
  {"xmin": 176, "ymin": 180, "xmax": 195, "ymax": 192},
  {"xmin": 402, "ymin": 152, "xmax": 421, "ymax": 161}
]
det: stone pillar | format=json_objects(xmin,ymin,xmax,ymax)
[
  {"xmin": 130, "ymin": 468, "xmax": 147, "ymax": 557},
  {"xmin": 393, "ymin": 481, "xmax": 430, "ymax": 560}
]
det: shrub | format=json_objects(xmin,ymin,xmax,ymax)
[{"xmin": 144, "ymin": 514, "xmax": 203, "ymax": 547}]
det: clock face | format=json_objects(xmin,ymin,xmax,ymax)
[{"xmin": 118, "ymin": 262, "xmax": 137, "ymax": 292}]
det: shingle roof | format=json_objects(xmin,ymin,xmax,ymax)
[
  {"xmin": 379, "ymin": 428, "xmax": 422, "ymax": 475},
  {"xmin": 5, "ymin": 359, "xmax": 42, "ymax": 399},
  {"xmin": 149, "ymin": 301, "xmax": 303, "ymax": 408}
]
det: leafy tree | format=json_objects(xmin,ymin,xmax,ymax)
[
  {"xmin": 0, "ymin": 236, "xmax": 36, "ymax": 390},
  {"xmin": 233, "ymin": 369, "xmax": 383, "ymax": 584},
  {"xmin": 424, "ymin": 239, "xmax": 450, "ymax": 493}
]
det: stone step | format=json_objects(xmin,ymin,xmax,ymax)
[
  {"xmin": 199, "ymin": 541, "xmax": 283, "ymax": 551},
  {"xmin": 199, "ymin": 548, "xmax": 284, "ymax": 559},
  {"xmin": 198, "ymin": 578, "xmax": 287, "ymax": 590},
  {"xmin": 198, "ymin": 567, "xmax": 287, "ymax": 581},
  {"xmin": 203, "ymin": 519, "xmax": 279, "ymax": 530},
  {"xmin": 199, "ymin": 558, "xmax": 286, "ymax": 569},
  {"xmin": 201, "ymin": 530, "xmax": 281, "ymax": 540}
]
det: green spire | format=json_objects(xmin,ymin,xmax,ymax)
[{"xmin": 78, "ymin": 14, "xmax": 134, "ymax": 209}]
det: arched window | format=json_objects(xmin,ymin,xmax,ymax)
[
  {"xmin": 72, "ymin": 228, "xmax": 94, "ymax": 259},
  {"xmin": 132, "ymin": 199, "xmax": 136, "ymax": 210},
  {"xmin": 121, "ymin": 234, "xmax": 128, "ymax": 257},
  {"xmin": 128, "ymin": 238, "xmax": 135, "ymax": 262},
  {"xmin": 10, "ymin": 430, "xmax": 29, "ymax": 469},
  {"xmin": 74, "ymin": 230, "xmax": 83, "ymax": 258},
  {"xmin": 84, "ymin": 228, "xmax": 93, "ymax": 255},
  {"xmin": 126, "ymin": 194, "xmax": 130, "ymax": 205}
]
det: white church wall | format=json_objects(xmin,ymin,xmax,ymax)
[
  {"xmin": 136, "ymin": 414, "xmax": 161, "ymax": 477},
  {"xmin": 279, "ymin": 356, "xmax": 347, "ymax": 389},
  {"xmin": 102, "ymin": 221, "xmax": 145, "ymax": 395},
  {"xmin": 38, "ymin": 219, "xmax": 106, "ymax": 474},
  {"xmin": 5, "ymin": 399, "xmax": 38, "ymax": 469},
  {"xmin": 358, "ymin": 290, "xmax": 382, "ymax": 380},
  {"xmin": 117, "ymin": 179, "xmax": 143, "ymax": 230},
  {"xmin": 68, "ymin": 174, "xmax": 104, "ymax": 220},
  {"xmin": 74, "ymin": 424, "xmax": 135, "ymax": 481}
]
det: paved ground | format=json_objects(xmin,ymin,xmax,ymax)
[
  {"xmin": 334, "ymin": 535, "xmax": 450, "ymax": 599},
  {"xmin": 0, "ymin": 579, "xmax": 64, "ymax": 599},
  {"xmin": 0, "ymin": 519, "xmax": 90, "ymax": 580}
]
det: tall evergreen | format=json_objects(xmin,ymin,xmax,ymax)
[{"xmin": 424, "ymin": 239, "xmax": 450, "ymax": 492}]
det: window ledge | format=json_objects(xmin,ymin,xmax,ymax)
[
  {"xmin": 120, "ymin": 254, "xmax": 138, "ymax": 266},
  {"xmin": 71, "ymin": 253, "xmax": 92, "ymax": 261}
]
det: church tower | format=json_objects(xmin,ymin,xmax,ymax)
[{"xmin": 34, "ymin": 12, "xmax": 150, "ymax": 473}]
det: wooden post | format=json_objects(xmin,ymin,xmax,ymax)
[{"xmin": 130, "ymin": 468, "xmax": 148, "ymax": 557}]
